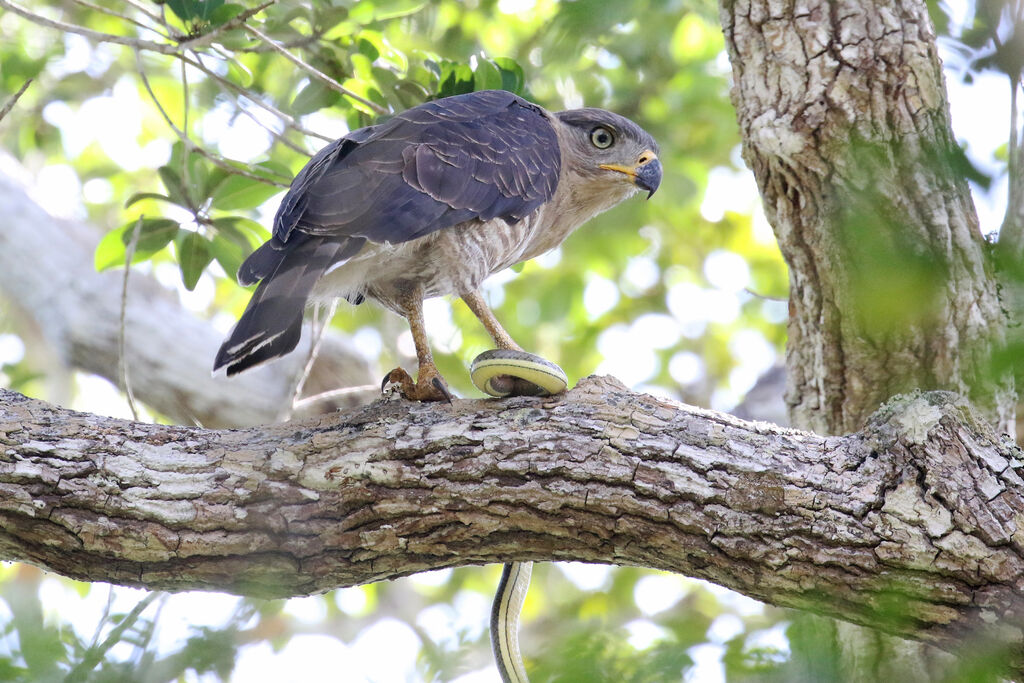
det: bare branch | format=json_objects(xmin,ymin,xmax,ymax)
[
  {"xmin": 243, "ymin": 24, "xmax": 389, "ymax": 116},
  {"xmin": 118, "ymin": 216, "xmax": 143, "ymax": 422},
  {"xmin": 237, "ymin": 105, "xmax": 311, "ymax": 155},
  {"xmin": 176, "ymin": 0, "xmax": 278, "ymax": 52},
  {"xmin": 135, "ymin": 50, "xmax": 289, "ymax": 188},
  {"xmin": 0, "ymin": 78, "xmax": 33, "ymax": 124},
  {"xmin": 180, "ymin": 51, "xmax": 333, "ymax": 143},
  {"xmin": 290, "ymin": 384, "xmax": 380, "ymax": 411},
  {"xmin": 69, "ymin": 0, "xmax": 169, "ymax": 38},
  {"xmin": 119, "ymin": 0, "xmax": 166, "ymax": 27},
  {"xmin": 64, "ymin": 592, "xmax": 163, "ymax": 683},
  {"xmin": 286, "ymin": 300, "xmax": 339, "ymax": 419},
  {"xmin": 0, "ymin": 0, "xmax": 177, "ymax": 53}
]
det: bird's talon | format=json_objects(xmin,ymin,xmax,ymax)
[
  {"xmin": 383, "ymin": 366, "xmax": 452, "ymax": 402},
  {"xmin": 381, "ymin": 367, "xmax": 414, "ymax": 395},
  {"xmin": 432, "ymin": 376, "xmax": 454, "ymax": 404}
]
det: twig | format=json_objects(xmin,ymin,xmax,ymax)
[
  {"xmin": 0, "ymin": 0, "xmax": 177, "ymax": 53},
  {"xmin": 238, "ymin": 104, "xmax": 310, "ymax": 155},
  {"xmin": 135, "ymin": 50, "xmax": 290, "ymax": 187},
  {"xmin": 290, "ymin": 384, "xmax": 380, "ymax": 411},
  {"xmin": 70, "ymin": 0, "xmax": 168, "ymax": 37},
  {"xmin": 743, "ymin": 287, "xmax": 787, "ymax": 302},
  {"xmin": 119, "ymin": 216, "xmax": 142, "ymax": 421},
  {"xmin": 0, "ymin": 78, "xmax": 32, "ymax": 124},
  {"xmin": 244, "ymin": 24, "xmax": 389, "ymax": 115},
  {"xmin": 177, "ymin": 0, "xmax": 277, "ymax": 51},
  {"xmin": 180, "ymin": 51, "xmax": 332, "ymax": 142},
  {"xmin": 285, "ymin": 300, "xmax": 339, "ymax": 420},
  {"xmin": 64, "ymin": 591, "xmax": 162, "ymax": 683},
  {"xmin": 87, "ymin": 586, "xmax": 116, "ymax": 651},
  {"xmin": 180, "ymin": 58, "xmax": 192, "ymax": 203},
  {"xmin": 237, "ymin": 31, "xmax": 323, "ymax": 54},
  {"xmin": 119, "ymin": 0, "xmax": 165, "ymax": 27}
]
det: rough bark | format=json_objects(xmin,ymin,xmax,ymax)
[
  {"xmin": 2, "ymin": 379, "xmax": 1024, "ymax": 667},
  {"xmin": 0, "ymin": 171, "xmax": 377, "ymax": 428},
  {"xmin": 720, "ymin": 0, "xmax": 1014, "ymax": 435},
  {"xmin": 721, "ymin": 0, "xmax": 1018, "ymax": 673}
]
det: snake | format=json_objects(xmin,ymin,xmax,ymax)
[
  {"xmin": 470, "ymin": 349, "xmax": 568, "ymax": 682},
  {"xmin": 470, "ymin": 349, "xmax": 568, "ymax": 398}
]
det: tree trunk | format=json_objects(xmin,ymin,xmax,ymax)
[
  {"xmin": 720, "ymin": 0, "xmax": 1013, "ymax": 434},
  {"xmin": 2, "ymin": 380, "xmax": 1024, "ymax": 670},
  {"xmin": 719, "ymin": 0, "xmax": 1016, "ymax": 676}
]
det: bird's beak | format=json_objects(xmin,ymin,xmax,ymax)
[{"xmin": 599, "ymin": 150, "xmax": 662, "ymax": 198}]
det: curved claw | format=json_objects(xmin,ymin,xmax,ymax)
[
  {"xmin": 470, "ymin": 350, "xmax": 568, "ymax": 398},
  {"xmin": 382, "ymin": 367, "xmax": 452, "ymax": 402}
]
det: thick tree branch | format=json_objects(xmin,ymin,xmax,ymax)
[{"xmin": 2, "ymin": 379, "xmax": 1023, "ymax": 665}]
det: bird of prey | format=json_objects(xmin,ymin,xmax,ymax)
[{"xmin": 214, "ymin": 89, "xmax": 661, "ymax": 401}]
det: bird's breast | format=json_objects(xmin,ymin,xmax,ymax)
[{"xmin": 311, "ymin": 212, "xmax": 547, "ymax": 313}]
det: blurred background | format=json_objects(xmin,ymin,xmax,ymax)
[{"xmin": 0, "ymin": 0, "xmax": 1014, "ymax": 680}]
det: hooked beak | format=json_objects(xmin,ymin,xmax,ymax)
[{"xmin": 599, "ymin": 150, "xmax": 662, "ymax": 198}]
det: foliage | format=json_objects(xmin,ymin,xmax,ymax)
[{"xmin": 0, "ymin": 0, "xmax": 1014, "ymax": 681}]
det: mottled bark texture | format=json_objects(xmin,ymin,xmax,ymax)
[
  {"xmin": 720, "ymin": 0, "xmax": 1019, "ymax": 675},
  {"xmin": 0, "ymin": 171, "xmax": 377, "ymax": 429},
  {"xmin": 720, "ymin": 0, "xmax": 1013, "ymax": 435},
  {"xmin": 2, "ymin": 380, "xmax": 1024, "ymax": 665}
]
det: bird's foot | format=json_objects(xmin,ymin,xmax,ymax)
[
  {"xmin": 382, "ymin": 367, "xmax": 453, "ymax": 403},
  {"xmin": 470, "ymin": 350, "xmax": 568, "ymax": 398}
]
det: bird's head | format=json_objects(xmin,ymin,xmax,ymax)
[{"xmin": 554, "ymin": 107, "xmax": 662, "ymax": 200}]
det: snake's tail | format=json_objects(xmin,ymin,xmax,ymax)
[{"xmin": 490, "ymin": 561, "xmax": 533, "ymax": 683}]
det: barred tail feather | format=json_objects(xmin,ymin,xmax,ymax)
[{"xmin": 214, "ymin": 236, "xmax": 364, "ymax": 376}]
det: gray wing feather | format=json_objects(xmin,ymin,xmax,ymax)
[
  {"xmin": 217, "ymin": 90, "xmax": 560, "ymax": 374},
  {"xmin": 277, "ymin": 89, "xmax": 561, "ymax": 244}
]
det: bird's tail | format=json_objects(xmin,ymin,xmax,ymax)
[{"xmin": 213, "ymin": 235, "xmax": 364, "ymax": 376}]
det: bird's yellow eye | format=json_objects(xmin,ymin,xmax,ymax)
[{"xmin": 590, "ymin": 127, "xmax": 614, "ymax": 149}]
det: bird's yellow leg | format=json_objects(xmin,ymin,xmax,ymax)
[
  {"xmin": 461, "ymin": 290, "xmax": 522, "ymax": 351},
  {"xmin": 462, "ymin": 289, "xmax": 567, "ymax": 398},
  {"xmin": 383, "ymin": 286, "xmax": 452, "ymax": 402}
]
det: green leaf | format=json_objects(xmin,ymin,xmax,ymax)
[
  {"xmin": 225, "ymin": 58, "xmax": 253, "ymax": 87},
  {"xmin": 211, "ymin": 216, "xmax": 271, "ymax": 247},
  {"xmin": 473, "ymin": 58, "xmax": 504, "ymax": 92},
  {"xmin": 134, "ymin": 218, "xmax": 181, "ymax": 254},
  {"xmin": 210, "ymin": 175, "xmax": 283, "ymax": 211},
  {"xmin": 349, "ymin": 1, "xmax": 375, "ymax": 24},
  {"xmin": 164, "ymin": 0, "xmax": 197, "ymax": 23},
  {"xmin": 186, "ymin": 152, "xmax": 212, "ymax": 205},
  {"xmin": 209, "ymin": 233, "xmax": 247, "ymax": 280},
  {"xmin": 437, "ymin": 62, "xmax": 474, "ymax": 98},
  {"xmin": 176, "ymin": 231, "xmax": 214, "ymax": 291},
  {"xmin": 201, "ymin": 166, "xmax": 231, "ymax": 201},
  {"xmin": 210, "ymin": 216, "xmax": 268, "ymax": 250},
  {"xmin": 158, "ymin": 166, "xmax": 190, "ymax": 208},
  {"xmin": 494, "ymin": 57, "xmax": 525, "ymax": 94},
  {"xmin": 94, "ymin": 219, "xmax": 180, "ymax": 271},
  {"xmin": 124, "ymin": 192, "xmax": 177, "ymax": 209},
  {"xmin": 291, "ymin": 81, "xmax": 340, "ymax": 115},
  {"xmin": 357, "ymin": 37, "xmax": 380, "ymax": 61},
  {"xmin": 249, "ymin": 160, "xmax": 293, "ymax": 183},
  {"xmin": 94, "ymin": 227, "xmax": 130, "ymax": 272},
  {"xmin": 208, "ymin": 2, "xmax": 242, "ymax": 26}
]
